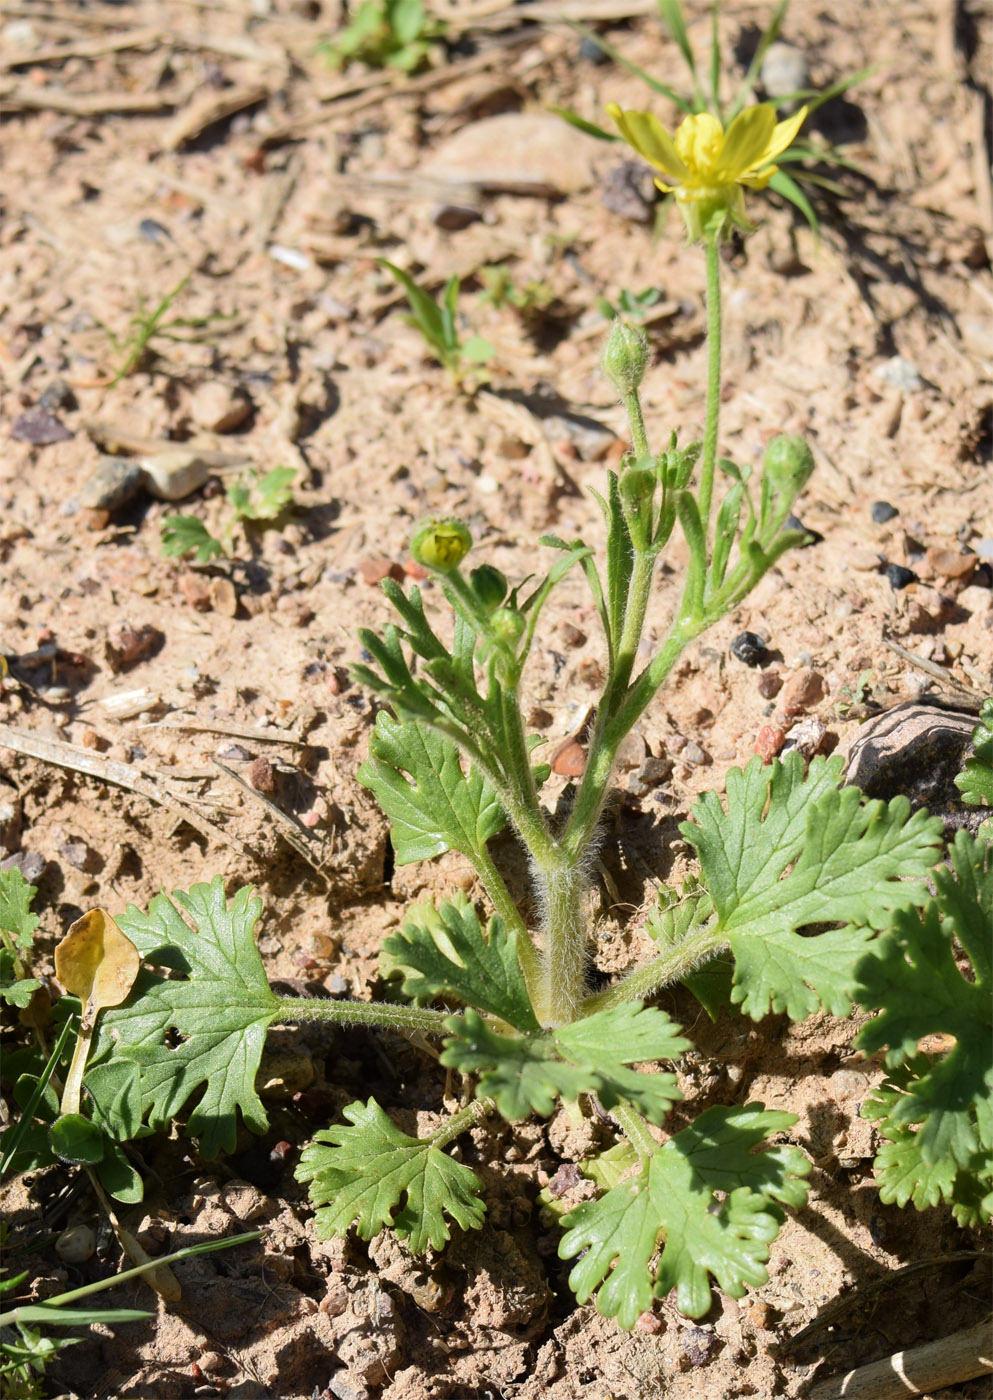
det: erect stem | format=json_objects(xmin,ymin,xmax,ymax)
[
  {"xmin": 273, "ymin": 997, "xmax": 455, "ymax": 1035},
  {"xmin": 580, "ymin": 926, "xmax": 728, "ymax": 1016},
  {"xmin": 697, "ymin": 238, "xmax": 723, "ymax": 531},
  {"xmin": 471, "ymin": 840, "xmax": 541, "ymax": 1000},
  {"xmin": 622, "ymin": 387, "xmax": 649, "ymax": 459},
  {"xmin": 535, "ymin": 853, "xmax": 589, "ymax": 1027}
]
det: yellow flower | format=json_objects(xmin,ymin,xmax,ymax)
[{"xmin": 606, "ymin": 102, "xmax": 807, "ymax": 240}]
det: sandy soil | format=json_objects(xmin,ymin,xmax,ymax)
[{"xmin": 0, "ymin": 0, "xmax": 991, "ymax": 1396}]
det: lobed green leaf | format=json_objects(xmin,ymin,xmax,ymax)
[{"xmin": 296, "ymin": 1098, "xmax": 485, "ymax": 1253}]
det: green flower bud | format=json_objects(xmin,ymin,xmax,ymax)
[
  {"xmin": 763, "ymin": 435, "xmax": 815, "ymax": 496},
  {"xmin": 600, "ymin": 320, "xmax": 648, "ymax": 396},
  {"xmin": 490, "ymin": 607, "xmax": 526, "ymax": 646},
  {"xmin": 469, "ymin": 564, "xmax": 508, "ymax": 614},
  {"xmin": 410, "ymin": 517, "xmax": 472, "ymax": 573}
]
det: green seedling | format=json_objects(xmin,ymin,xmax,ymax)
[
  {"xmin": 98, "ymin": 274, "xmax": 234, "ymax": 387},
  {"xmin": 52, "ymin": 151, "xmax": 990, "ymax": 1331},
  {"xmin": 0, "ymin": 868, "xmax": 41, "ymax": 1011},
  {"xmin": 380, "ymin": 261, "xmax": 494, "ymax": 387},
  {"xmin": 477, "ymin": 264, "xmax": 557, "ymax": 317},
  {"xmin": 955, "ymin": 698, "xmax": 993, "ymax": 841},
  {"xmin": 557, "ymin": 0, "xmax": 872, "ymax": 236},
  {"xmin": 0, "ymin": 1233, "xmax": 257, "ymax": 1398},
  {"xmin": 161, "ymin": 465, "xmax": 298, "ymax": 564},
  {"xmin": 596, "ymin": 286, "xmax": 664, "ymax": 322},
  {"xmin": 318, "ymin": 0, "xmax": 445, "ymax": 73}
]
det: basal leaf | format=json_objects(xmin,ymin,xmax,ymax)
[
  {"xmin": 856, "ymin": 833, "xmax": 992, "ymax": 1221},
  {"xmin": 681, "ymin": 754, "xmax": 943, "ymax": 1019},
  {"xmin": 358, "ymin": 712, "xmax": 506, "ymax": 865},
  {"xmin": 88, "ymin": 880, "xmax": 279, "ymax": 1158},
  {"xmin": 441, "ymin": 1003, "xmax": 686, "ymax": 1124},
  {"xmin": 955, "ymin": 698, "xmax": 993, "ymax": 838},
  {"xmin": 559, "ymin": 1105, "xmax": 809, "ymax": 1325},
  {"xmin": 381, "ymin": 895, "xmax": 538, "ymax": 1031},
  {"xmin": 296, "ymin": 1098, "xmax": 485, "ymax": 1253},
  {"xmin": 0, "ymin": 867, "xmax": 39, "ymax": 951}
]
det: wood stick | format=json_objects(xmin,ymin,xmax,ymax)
[
  {"xmin": 0, "ymin": 27, "xmax": 162, "ymax": 70},
  {"xmin": 0, "ymin": 723, "xmax": 247, "ymax": 854},
  {"xmin": 141, "ymin": 718, "xmax": 307, "ymax": 746},
  {"xmin": 0, "ymin": 86, "xmax": 178, "ymax": 116},
  {"xmin": 806, "ymin": 1319, "xmax": 992, "ymax": 1400}
]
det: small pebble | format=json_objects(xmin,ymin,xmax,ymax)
[
  {"xmin": 248, "ymin": 755, "xmax": 275, "ymax": 792},
  {"xmin": 551, "ymin": 738, "xmax": 586, "ymax": 777},
  {"xmin": 757, "ymin": 670, "xmax": 782, "ymax": 699},
  {"xmin": 754, "ymin": 724, "xmax": 786, "ymax": 763},
  {"xmin": 730, "ymin": 631, "xmax": 768, "ymax": 667},
  {"xmin": 848, "ymin": 547, "xmax": 883, "ymax": 572},
  {"xmin": 579, "ymin": 33, "xmax": 611, "ymax": 63},
  {"xmin": 877, "ymin": 355, "xmax": 923, "ymax": 392},
  {"xmin": 39, "ymin": 379, "xmax": 77, "ymax": 413},
  {"xmin": 11, "ymin": 407, "xmax": 73, "ymax": 445},
  {"xmin": 358, "ymin": 557, "xmax": 404, "ymax": 586},
  {"xmin": 138, "ymin": 217, "xmax": 172, "ymax": 244},
  {"xmin": 886, "ymin": 563, "xmax": 918, "ymax": 590},
  {"xmin": 782, "ymin": 716, "xmax": 828, "ymax": 759},
  {"xmin": 560, "ymin": 622, "xmax": 587, "ymax": 648},
  {"xmin": 760, "ymin": 41, "xmax": 809, "ymax": 101},
  {"xmin": 105, "ymin": 622, "xmax": 164, "ymax": 672},
  {"xmin": 680, "ymin": 741, "xmax": 709, "ymax": 767},
  {"xmin": 926, "ymin": 547, "xmax": 976, "ymax": 580},
  {"xmin": 870, "ymin": 500, "xmax": 899, "ymax": 524},
  {"xmin": 781, "ymin": 667, "xmax": 826, "ymax": 714},
  {"xmin": 784, "ymin": 514, "xmax": 822, "ymax": 545},
  {"xmin": 55, "ymin": 1223, "xmax": 96, "ymax": 1263}
]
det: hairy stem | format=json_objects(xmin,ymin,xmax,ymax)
[
  {"xmin": 428, "ymin": 1096, "xmax": 488, "ymax": 1149},
  {"xmin": 274, "ymin": 997, "xmax": 455, "ymax": 1035},
  {"xmin": 611, "ymin": 1101, "xmax": 661, "ymax": 1166},
  {"xmin": 622, "ymin": 387, "xmax": 649, "ymax": 459},
  {"xmin": 535, "ymin": 856, "xmax": 589, "ymax": 1027},
  {"xmin": 580, "ymin": 926, "xmax": 728, "ymax": 1015},
  {"xmin": 470, "ymin": 840, "xmax": 542, "ymax": 999},
  {"xmin": 697, "ymin": 238, "xmax": 723, "ymax": 529}
]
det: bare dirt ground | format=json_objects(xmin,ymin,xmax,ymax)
[{"xmin": 0, "ymin": 0, "xmax": 991, "ymax": 1396}]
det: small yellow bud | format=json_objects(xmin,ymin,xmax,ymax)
[{"xmin": 410, "ymin": 518, "xmax": 472, "ymax": 573}]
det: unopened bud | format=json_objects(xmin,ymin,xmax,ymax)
[
  {"xmin": 469, "ymin": 564, "xmax": 508, "ymax": 614},
  {"xmin": 410, "ymin": 517, "xmax": 472, "ymax": 573},
  {"xmin": 762, "ymin": 435, "xmax": 814, "ymax": 496},
  {"xmin": 490, "ymin": 607, "xmax": 526, "ymax": 646},
  {"xmin": 601, "ymin": 320, "xmax": 648, "ymax": 396}
]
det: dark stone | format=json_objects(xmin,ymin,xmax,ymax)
[
  {"xmin": 886, "ymin": 563, "xmax": 918, "ymax": 590},
  {"xmin": 138, "ymin": 217, "xmax": 171, "ymax": 243},
  {"xmin": 10, "ymin": 407, "xmax": 73, "ymax": 445},
  {"xmin": 730, "ymin": 631, "xmax": 768, "ymax": 667},
  {"xmin": 39, "ymin": 379, "xmax": 77, "ymax": 413},
  {"xmin": 785, "ymin": 513, "xmax": 823, "ymax": 544},
  {"xmin": 844, "ymin": 701, "xmax": 979, "ymax": 810},
  {"xmin": 871, "ymin": 500, "xmax": 899, "ymax": 524},
  {"xmin": 579, "ymin": 34, "xmax": 611, "ymax": 64}
]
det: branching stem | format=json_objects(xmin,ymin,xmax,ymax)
[{"xmin": 274, "ymin": 997, "xmax": 455, "ymax": 1035}]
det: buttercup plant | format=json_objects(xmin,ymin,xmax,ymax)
[{"xmin": 28, "ymin": 106, "xmax": 988, "ymax": 1332}]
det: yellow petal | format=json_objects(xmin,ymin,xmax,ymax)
[
  {"xmin": 760, "ymin": 105, "xmax": 808, "ymax": 167},
  {"xmin": 738, "ymin": 168, "xmax": 777, "ymax": 189},
  {"xmin": 716, "ymin": 104, "xmax": 778, "ymax": 180},
  {"xmin": 674, "ymin": 112, "xmax": 724, "ymax": 177},
  {"xmin": 607, "ymin": 104, "xmax": 688, "ymax": 180}
]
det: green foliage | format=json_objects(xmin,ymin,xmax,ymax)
[
  {"xmin": 101, "ymin": 274, "xmax": 233, "ymax": 386},
  {"xmin": 86, "ymin": 879, "xmax": 280, "ymax": 1158},
  {"xmin": 160, "ymin": 514, "xmax": 224, "ymax": 564},
  {"xmin": 161, "ymin": 467, "xmax": 297, "ymax": 563},
  {"xmin": 440, "ymin": 1003, "xmax": 688, "ymax": 1123},
  {"xmin": 595, "ymin": 287, "xmax": 664, "ymax": 322},
  {"xmin": 855, "ymin": 832, "xmax": 992, "ymax": 1226},
  {"xmin": 380, "ymin": 261, "xmax": 494, "ymax": 385},
  {"xmin": 674, "ymin": 753, "xmax": 943, "ymax": 1019},
  {"xmin": 955, "ymin": 698, "xmax": 993, "ymax": 840},
  {"xmin": 358, "ymin": 714, "xmax": 506, "ymax": 866},
  {"xmin": 0, "ymin": 868, "xmax": 41, "ymax": 1009},
  {"xmin": 227, "ymin": 466, "xmax": 297, "ymax": 523},
  {"xmin": 381, "ymin": 896, "xmax": 539, "ymax": 1031},
  {"xmin": 296, "ymin": 1099, "xmax": 485, "ymax": 1251},
  {"xmin": 557, "ymin": 0, "xmax": 872, "ymax": 235},
  {"xmin": 318, "ymin": 0, "xmax": 445, "ymax": 73},
  {"xmin": 476, "ymin": 264, "xmax": 556, "ymax": 316},
  {"xmin": 559, "ymin": 1105, "xmax": 810, "ymax": 1325}
]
